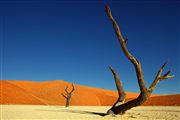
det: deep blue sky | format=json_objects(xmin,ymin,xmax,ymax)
[{"xmin": 0, "ymin": 0, "xmax": 179, "ymax": 94}]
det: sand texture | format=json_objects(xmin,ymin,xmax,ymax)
[{"xmin": 1, "ymin": 105, "xmax": 180, "ymax": 120}]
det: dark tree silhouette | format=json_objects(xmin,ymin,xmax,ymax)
[
  {"xmin": 61, "ymin": 83, "xmax": 75, "ymax": 107},
  {"xmin": 105, "ymin": 5, "xmax": 174, "ymax": 115}
]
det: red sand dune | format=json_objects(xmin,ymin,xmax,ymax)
[
  {"xmin": 0, "ymin": 80, "xmax": 179, "ymax": 106},
  {"xmin": 143, "ymin": 94, "xmax": 180, "ymax": 106},
  {"xmin": 0, "ymin": 81, "xmax": 46, "ymax": 105}
]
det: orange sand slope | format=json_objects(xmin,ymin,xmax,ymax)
[{"xmin": 0, "ymin": 80, "xmax": 179, "ymax": 106}]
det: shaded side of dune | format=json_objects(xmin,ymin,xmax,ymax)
[{"xmin": 0, "ymin": 80, "xmax": 179, "ymax": 106}]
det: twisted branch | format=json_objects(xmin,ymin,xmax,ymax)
[
  {"xmin": 105, "ymin": 5, "xmax": 147, "ymax": 93},
  {"xmin": 105, "ymin": 5, "xmax": 174, "ymax": 115}
]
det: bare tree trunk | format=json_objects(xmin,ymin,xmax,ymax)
[
  {"xmin": 61, "ymin": 83, "xmax": 75, "ymax": 107},
  {"xmin": 105, "ymin": 5, "xmax": 174, "ymax": 115},
  {"xmin": 65, "ymin": 98, "xmax": 70, "ymax": 107}
]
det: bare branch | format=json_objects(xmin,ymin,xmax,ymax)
[
  {"xmin": 162, "ymin": 70, "xmax": 171, "ymax": 77},
  {"xmin": 65, "ymin": 86, "xmax": 69, "ymax": 94},
  {"xmin": 124, "ymin": 37, "xmax": 128, "ymax": 43},
  {"xmin": 105, "ymin": 5, "xmax": 147, "ymax": 93},
  {"xmin": 149, "ymin": 62, "xmax": 174, "ymax": 92},
  {"xmin": 70, "ymin": 83, "xmax": 75, "ymax": 93},
  {"xmin": 161, "ymin": 61, "xmax": 168, "ymax": 70},
  {"xmin": 160, "ymin": 72, "xmax": 174, "ymax": 80},
  {"xmin": 61, "ymin": 93, "xmax": 67, "ymax": 99},
  {"xmin": 109, "ymin": 65, "xmax": 126, "ymax": 102},
  {"xmin": 154, "ymin": 61, "xmax": 168, "ymax": 80}
]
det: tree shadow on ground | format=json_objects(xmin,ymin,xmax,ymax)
[
  {"xmin": 36, "ymin": 109, "xmax": 107, "ymax": 117},
  {"xmin": 66, "ymin": 109, "xmax": 107, "ymax": 116}
]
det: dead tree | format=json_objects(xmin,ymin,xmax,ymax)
[
  {"xmin": 105, "ymin": 5, "xmax": 174, "ymax": 115},
  {"xmin": 61, "ymin": 83, "xmax": 75, "ymax": 107}
]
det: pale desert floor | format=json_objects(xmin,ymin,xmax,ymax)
[{"xmin": 1, "ymin": 105, "xmax": 180, "ymax": 120}]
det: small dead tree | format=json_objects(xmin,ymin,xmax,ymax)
[
  {"xmin": 61, "ymin": 83, "xmax": 75, "ymax": 107},
  {"xmin": 105, "ymin": 5, "xmax": 174, "ymax": 115}
]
